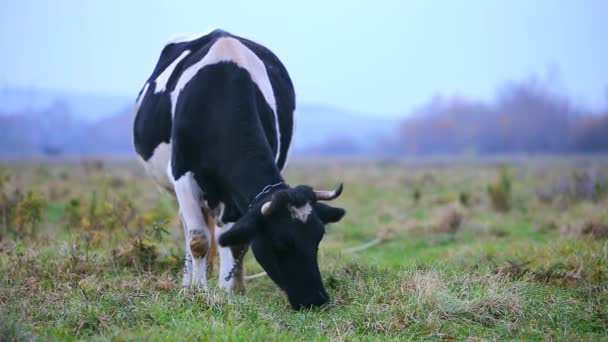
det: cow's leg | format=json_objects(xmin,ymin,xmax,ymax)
[
  {"xmin": 216, "ymin": 223, "xmax": 246, "ymax": 293},
  {"xmin": 172, "ymin": 171, "xmax": 210, "ymax": 288},
  {"xmin": 179, "ymin": 213, "xmax": 193, "ymax": 286}
]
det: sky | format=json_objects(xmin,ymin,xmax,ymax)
[{"xmin": 1, "ymin": 0, "xmax": 607, "ymax": 116}]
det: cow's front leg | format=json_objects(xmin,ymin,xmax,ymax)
[
  {"xmin": 216, "ymin": 223, "xmax": 247, "ymax": 293},
  {"xmin": 173, "ymin": 171, "xmax": 210, "ymax": 289}
]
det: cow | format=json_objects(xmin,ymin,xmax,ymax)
[{"xmin": 132, "ymin": 29, "xmax": 346, "ymax": 309}]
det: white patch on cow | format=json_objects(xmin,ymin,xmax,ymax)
[
  {"xmin": 172, "ymin": 171, "xmax": 210, "ymax": 288},
  {"xmin": 281, "ymin": 144, "xmax": 291, "ymax": 171},
  {"xmin": 154, "ymin": 50, "xmax": 191, "ymax": 94},
  {"xmin": 289, "ymin": 202, "xmax": 313, "ymax": 223},
  {"xmin": 138, "ymin": 142, "xmax": 173, "ymax": 193},
  {"xmin": 171, "ymin": 37, "xmax": 280, "ymax": 163},
  {"xmin": 172, "ymin": 172, "xmax": 205, "ymax": 231},
  {"xmin": 190, "ymin": 247, "xmax": 208, "ymax": 288},
  {"xmin": 132, "ymin": 82, "xmax": 149, "ymax": 118},
  {"xmin": 182, "ymin": 262, "xmax": 192, "ymax": 287},
  {"xmin": 215, "ymin": 223, "xmax": 238, "ymax": 292}
]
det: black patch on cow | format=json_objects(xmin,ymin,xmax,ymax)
[
  {"xmin": 133, "ymin": 30, "xmax": 229, "ymax": 161},
  {"xmin": 170, "ymin": 61, "xmax": 282, "ymax": 216},
  {"xmin": 133, "ymin": 85, "xmax": 172, "ymax": 160}
]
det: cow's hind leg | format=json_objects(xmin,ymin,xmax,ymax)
[
  {"xmin": 216, "ymin": 223, "xmax": 246, "ymax": 293},
  {"xmin": 179, "ymin": 213, "xmax": 193, "ymax": 286},
  {"xmin": 172, "ymin": 171, "xmax": 211, "ymax": 288}
]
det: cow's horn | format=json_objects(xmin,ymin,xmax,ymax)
[
  {"xmin": 314, "ymin": 183, "xmax": 344, "ymax": 201},
  {"xmin": 260, "ymin": 192, "xmax": 286, "ymax": 216},
  {"xmin": 260, "ymin": 201, "xmax": 274, "ymax": 215}
]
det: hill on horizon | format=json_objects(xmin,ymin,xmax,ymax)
[{"xmin": 0, "ymin": 87, "xmax": 399, "ymax": 158}]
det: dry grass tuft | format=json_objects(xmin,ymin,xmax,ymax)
[
  {"xmin": 406, "ymin": 270, "xmax": 448, "ymax": 298},
  {"xmin": 496, "ymin": 260, "xmax": 585, "ymax": 285},
  {"xmin": 403, "ymin": 270, "xmax": 525, "ymax": 328},
  {"xmin": 377, "ymin": 226, "xmax": 399, "ymax": 241},
  {"xmin": 432, "ymin": 208, "xmax": 463, "ymax": 234},
  {"xmin": 560, "ymin": 220, "xmax": 608, "ymax": 240}
]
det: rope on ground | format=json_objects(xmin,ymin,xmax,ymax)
[
  {"xmin": 342, "ymin": 238, "xmax": 384, "ymax": 254},
  {"xmin": 244, "ymin": 229, "xmax": 395, "ymax": 281},
  {"xmin": 244, "ymin": 272, "xmax": 268, "ymax": 280}
]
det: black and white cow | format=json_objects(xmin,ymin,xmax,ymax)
[{"xmin": 132, "ymin": 29, "xmax": 346, "ymax": 309}]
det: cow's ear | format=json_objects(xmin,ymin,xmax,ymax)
[
  {"xmin": 314, "ymin": 203, "xmax": 346, "ymax": 224},
  {"xmin": 218, "ymin": 213, "xmax": 260, "ymax": 247}
]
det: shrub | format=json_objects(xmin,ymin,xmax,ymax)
[
  {"xmin": 115, "ymin": 216, "xmax": 173, "ymax": 271},
  {"xmin": 64, "ymin": 198, "xmax": 82, "ymax": 229},
  {"xmin": 536, "ymin": 168, "xmax": 608, "ymax": 206},
  {"xmin": 1, "ymin": 181, "xmax": 23, "ymax": 240},
  {"xmin": 487, "ymin": 166, "xmax": 512, "ymax": 212},
  {"xmin": 459, "ymin": 191, "xmax": 470, "ymax": 207},
  {"xmin": 14, "ymin": 191, "xmax": 47, "ymax": 239},
  {"xmin": 592, "ymin": 179, "xmax": 606, "ymax": 202},
  {"xmin": 413, "ymin": 188, "xmax": 421, "ymax": 204}
]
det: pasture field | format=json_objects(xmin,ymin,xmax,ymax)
[{"xmin": 1, "ymin": 157, "xmax": 607, "ymax": 341}]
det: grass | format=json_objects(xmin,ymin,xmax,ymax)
[{"xmin": 1, "ymin": 157, "xmax": 607, "ymax": 340}]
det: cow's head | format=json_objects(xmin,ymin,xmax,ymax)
[{"xmin": 218, "ymin": 183, "xmax": 345, "ymax": 310}]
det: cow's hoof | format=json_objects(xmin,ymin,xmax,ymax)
[{"xmin": 219, "ymin": 279, "xmax": 245, "ymax": 294}]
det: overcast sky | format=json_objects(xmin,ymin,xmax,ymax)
[{"xmin": 1, "ymin": 0, "xmax": 607, "ymax": 116}]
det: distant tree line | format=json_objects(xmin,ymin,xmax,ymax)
[
  {"xmin": 0, "ymin": 101, "xmax": 133, "ymax": 158},
  {"xmin": 395, "ymin": 78, "xmax": 608, "ymax": 156},
  {"xmin": 1, "ymin": 75, "xmax": 607, "ymax": 158}
]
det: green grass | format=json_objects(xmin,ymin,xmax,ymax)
[{"xmin": 1, "ymin": 158, "xmax": 607, "ymax": 340}]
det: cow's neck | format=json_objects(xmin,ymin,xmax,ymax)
[{"xmin": 223, "ymin": 156, "xmax": 286, "ymax": 213}]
